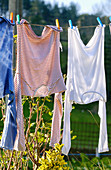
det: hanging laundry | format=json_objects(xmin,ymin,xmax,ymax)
[
  {"xmin": 0, "ymin": 17, "xmax": 17, "ymax": 150},
  {"xmin": 14, "ymin": 19, "xmax": 66, "ymax": 151},
  {"xmin": 62, "ymin": 25, "xmax": 109, "ymax": 155}
]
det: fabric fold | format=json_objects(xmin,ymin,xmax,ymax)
[
  {"xmin": 1, "ymin": 92, "xmax": 17, "ymax": 150},
  {"xmin": 98, "ymin": 100, "xmax": 109, "ymax": 153},
  {"xmin": 50, "ymin": 93, "xmax": 63, "ymax": 146},
  {"xmin": 14, "ymin": 73, "xmax": 25, "ymax": 151},
  {"xmin": 0, "ymin": 16, "xmax": 15, "ymax": 26},
  {"xmin": 0, "ymin": 17, "xmax": 17, "ymax": 150},
  {"xmin": 62, "ymin": 90, "xmax": 72, "ymax": 155}
]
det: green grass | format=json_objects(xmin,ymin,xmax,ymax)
[
  {"xmin": 71, "ymin": 100, "xmax": 111, "ymax": 123},
  {"xmin": 70, "ymin": 101, "xmax": 111, "ymax": 151}
]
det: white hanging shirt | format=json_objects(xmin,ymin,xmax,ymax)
[{"xmin": 62, "ymin": 25, "xmax": 109, "ymax": 155}]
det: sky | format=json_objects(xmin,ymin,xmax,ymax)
[{"xmin": 44, "ymin": 0, "xmax": 109, "ymax": 15}]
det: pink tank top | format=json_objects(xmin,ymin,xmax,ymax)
[{"xmin": 14, "ymin": 19, "xmax": 66, "ymax": 150}]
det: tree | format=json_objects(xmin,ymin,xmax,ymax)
[{"xmin": 0, "ymin": 0, "xmax": 8, "ymax": 16}]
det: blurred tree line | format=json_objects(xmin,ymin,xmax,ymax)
[{"xmin": 0, "ymin": 0, "xmax": 111, "ymax": 100}]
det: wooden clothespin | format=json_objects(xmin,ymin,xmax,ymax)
[
  {"xmin": 109, "ymin": 17, "xmax": 111, "ymax": 22},
  {"xmin": 97, "ymin": 17, "xmax": 103, "ymax": 27},
  {"xmin": 10, "ymin": 12, "xmax": 13, "ymax": 23},
  {"xmin": 69, "ymin": 20, "xmax": 73, "ymax": 29},
  {"xmin": 17, "ymin": 14, "xmax": 20, "ymax": 24},
  {"xmin": 56, "ymin": 19, "xmax": 60, "ymax": 30}
]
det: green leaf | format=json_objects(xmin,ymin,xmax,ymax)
[
  {"xmin": 72, "ymin": 106, "xmax": 75, "ymax": 110},
  {"xmin": 30, "ymin": 133, "xmax": 35, "ymax": 137},
  {"xmin": 71, "ymin": 135, "xmax": 77, "ymax": 140},
  {"xmin": 48, "ymin": 111, "xmax": 52, "ymax": 116},
  {"xmin": 46, "ymin": 123, "xmax": 52, "ymax": 127},
  {"xmin": 80, "ymin": 153, "xmax": 89, "ymax": 163},
  {"xmin": 30, "ymin": 122, "xmax": 36, "ymax": 128},
  {"xmin": 32, "ymin": 103, "xmax": 37, "ymax": 106}
]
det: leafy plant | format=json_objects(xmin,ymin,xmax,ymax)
[
  {"xmin": 68, "ymin": 153, "xmax": 111, "ymax": 169},
  {"xmin": 38, "ymin": 143, "xmax": 69, "ymax": 170},
  {"xmin": 0, "ymin": 96, "xmax": 70, "ymax": 169}
]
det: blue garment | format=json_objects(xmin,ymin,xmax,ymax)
[{"xmin": 0, "ymin": 17, "xmax": 17, "ymax": 150}]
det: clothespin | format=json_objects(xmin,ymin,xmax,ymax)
[
  {"xmin": 69, "ymin": 20, "xmax": 73, "ymax": 29},
  {"xmin": 17, "ymin": 14, "xmax": 20, "ymax": 24},
  {"xmin": 56, "ymin": 19, "xmax": 60, "ymax": 30},
  {"xmin": 109, "ymin": 17, "xmax": 111, "ymax": 22},
  {"xmin": 96, "ymin": 17, "xmax": 103, "ymax": 27},
  {"xmin": 10, "ymin": 12, "xmax": 13, "ymax": 23}
]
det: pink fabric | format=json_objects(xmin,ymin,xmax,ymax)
[
  {"xmin": 14, "ymin": 19, "xmax": 66, "ymax": 151},
  {"xmin": 14, "ymin": 23, "xmax": 25, "ymax": 151},
  {"xmin": 50, "ymin": 93, "xmax": 63, "ymax": 146},
  {"xmin": 14, "ymin": 74, "xmax": 25, "ymax": 151}
]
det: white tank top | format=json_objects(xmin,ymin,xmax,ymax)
[{"xmin": 62, "ymin": 25, "xmax": 109, "ymax": 155}]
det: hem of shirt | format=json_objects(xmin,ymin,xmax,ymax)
[
  {"xmin": 0, "ymin": 145, "xmax": 14, "ymax": 151},
  {"xmin": 73, "ymin": 98, "xmax": 106, "ymax": 105},
  {"xmin": 98, "ymin": 148, "xmax": 109, "ymax": 153}
]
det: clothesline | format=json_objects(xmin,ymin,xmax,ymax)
[{"xmin": 24, "ymin": 22, "xmax": 110, "ymax": 29}]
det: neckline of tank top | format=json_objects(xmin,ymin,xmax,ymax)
[
  {"xmin": 16, "ymin": 19, "xmax": 63, "ymax": 32},
  {"xmin": 68, "ymin": 24, "xmax": 105, "ymax": 47}
]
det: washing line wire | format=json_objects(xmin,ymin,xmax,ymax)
[{"xmin": 24, "ymin": 23, "xmax": 110, "ymax": 29}]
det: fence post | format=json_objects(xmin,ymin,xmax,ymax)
[
  {"xmin": 9, "ymin": 0, "xmax": 23, "ymax": 70},
  {"xmin": 96, "ymin": 148, "xmax": 100, "ymax": 157}
]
